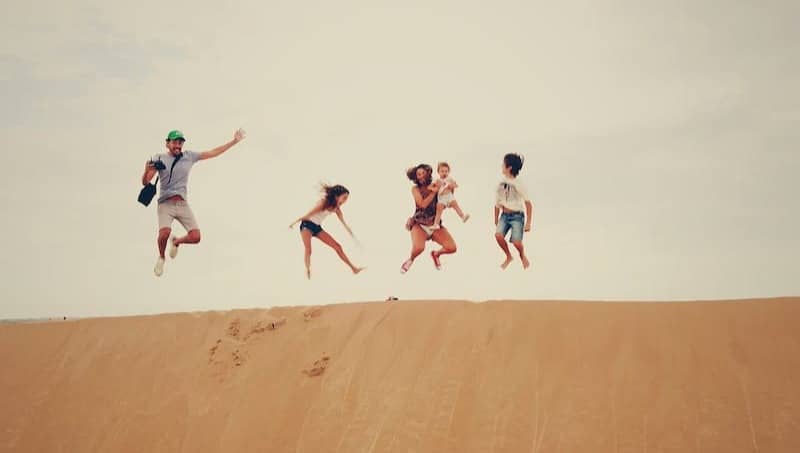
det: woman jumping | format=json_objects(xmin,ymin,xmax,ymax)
[
  {"xmin": 400, "ymin": 164, "xmax": 458, "ymax": 273},
  {"xmin": 289, "ymin": 184, "xmax": 365, "ymax": 279}
]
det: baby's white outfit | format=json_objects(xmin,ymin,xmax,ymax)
[{"xmin": 437, "ymin": 177, "xmax": 457, "ymax": 207}]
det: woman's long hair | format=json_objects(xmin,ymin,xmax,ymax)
[
  {"xmin": 321, "ymin": 184, "xmax": 350, "ymax": 209},
  {"xmin": 406, "ymin": 164, "xmax": 432, "ymax": 188}
]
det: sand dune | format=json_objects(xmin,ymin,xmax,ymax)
[{"xmin": 2, "ymin": 298, "xmax": 800, "ymax": 452}]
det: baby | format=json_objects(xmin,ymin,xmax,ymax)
[{"xmin": 432, "ymin": 161, "xmax": 469, "ymax": 229}]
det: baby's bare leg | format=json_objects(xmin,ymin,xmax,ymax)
[
  {"xmin": 450, "ymin": 200, "xmax": 466, "ymax": 219},
  {"xmin": 433, "ymin": 202, "xmax": 445, "ymax": 227}
]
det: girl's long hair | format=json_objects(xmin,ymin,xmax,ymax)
[
  {"xmin": 406, "ymin": 164, "xmax": 432, "ymax": 188},
  {"xmin": 321, "ymin": 184, "xmax": 349, "ymax": 209}
]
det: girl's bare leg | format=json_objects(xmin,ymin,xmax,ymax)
[
  {"xmin": 316, "ymin": 231, "xmax": 364, "ymax": 274},
  {"xmin": 301, "ymin": 229, "xmax": 313, "ymax": 278}
]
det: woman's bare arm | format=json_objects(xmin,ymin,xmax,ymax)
[{"xmin": 413, "ymin": 185, "xmax": 439, "ymax": 209}]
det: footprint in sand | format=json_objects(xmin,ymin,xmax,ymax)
[
  {"xmin": 303, "ymin": 356, "xmax": 330, "ymax": 377},
  {"xmin": 243, "ymin": 317, "xmax": 287, "ymax": 340},
  {"xmin": 303, "ymin": 307, "xmax": 322, "ymax": 321},
  {"xmin": 211, "ymin": 316, "xmax": 287, "ymax": 367},
  {"xmin": 232, "ymin": 348, "xmax": 244, "ymax": 367},
  {"xmin": 208, "ymin": 338, "xmax": 222, "ymax": 363},
  {"xmin": 227, "ymin": 319, "xmax": 241, "ymax": 339}
]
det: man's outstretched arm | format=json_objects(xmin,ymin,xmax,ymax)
[{"xmin": 199, "ymin": 128, "xmax": 246, "ymax": 160}]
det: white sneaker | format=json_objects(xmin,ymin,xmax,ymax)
[
  {"xmin": 169, "ymin": 238, "xmax": 179, "ymax": 259},
  {"xmin": 154, "ymin": 257, "xmax": 165, "ymax": 277}
]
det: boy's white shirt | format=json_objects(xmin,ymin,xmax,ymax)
[{"xmin": 495, "ymin": 176, "xmax": 530, "ymax": 212}]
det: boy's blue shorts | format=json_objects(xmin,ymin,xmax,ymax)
[{"xmin": 497, "ymin": 211, "xmax": 525, "ymax": 242}]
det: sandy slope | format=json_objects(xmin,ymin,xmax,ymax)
[{"xmin": 1, "ymin": 298, "xmax": 799, "ymax": 452}]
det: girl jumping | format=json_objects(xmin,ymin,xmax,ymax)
[{"xmin": 289, "ymin": 184, "xmax": 365, "ymax": 279}]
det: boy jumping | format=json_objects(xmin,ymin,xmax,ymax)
[{"xmin": 494, "ymin": 153, "xmax": 534, "ymax": 269}]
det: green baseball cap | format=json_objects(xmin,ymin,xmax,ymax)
[{"xmin": 166, "ymin": 130, "xmax": 186, "ymax": 141}]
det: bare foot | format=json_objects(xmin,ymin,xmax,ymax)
[
  {"xmin": 500, "ymin": 256, "xmax": 513, "ymax": 270},
  {"xmin": 353, "ymin": 266, "xmax": 366, "ymax": 275},
  {"xmin": 521, "ymin": 255, "xmax": 530, "ymax": 269}
]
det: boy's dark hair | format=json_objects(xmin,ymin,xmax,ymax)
[
  {"xmin": 437, "ymin": 162, "xmax": 450, "ymax": 170},
  {"xmin": 503, "ymin": 153, "xmax": 524, "ymax": 177},
  {"xmin": 321, "ymin": 184, "xmax": 349, "ymax": 209}
]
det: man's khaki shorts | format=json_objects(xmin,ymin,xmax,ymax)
[{"xmin": 157, "ymin": 200, "xmax": 199, "ymax": 231}]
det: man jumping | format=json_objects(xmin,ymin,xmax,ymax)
[{"xmin": 141, "ymin": 128, "xmax": 246, "ymax": 276}]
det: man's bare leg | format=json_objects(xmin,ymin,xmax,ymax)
[
  {"xmin": 172, "ymin": 229, "xmax": 201, "ymax": 247},
  {"xmin": 157, "ymin": 228, "xmax": 171, "ymax": 258},
  {"xmin": 169, "ymin": 229, "xmax": 201, "ymax": 259},
  {"xmin": 155, "ymin": 227, "xmax": 171, "ymax": 276}
]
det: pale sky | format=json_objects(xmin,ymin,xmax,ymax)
[{"xmin": 1, "ymin": 1, "xmax": 798, "ymax": 318}]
